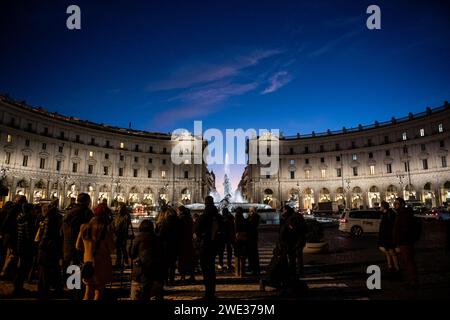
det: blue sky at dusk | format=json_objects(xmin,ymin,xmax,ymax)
[{"xmin": 1, "ymin": 0, "xmax": 449, "ymax": 197}]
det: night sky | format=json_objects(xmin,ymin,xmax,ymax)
[{"xmin": 1, "ymin": 0, "xmax": 449, "ymax": 196}]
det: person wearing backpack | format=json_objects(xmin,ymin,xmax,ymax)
[
  {"xmin": 194, "ymin": 196, "xmax": 222, "ymax": 300},
  {"xmin": 393, "ymin": 197, "xmax": 419, "ymax": 289},
  {"xmin": 113, "ymin": 205, "xmax": 133, "ymax": 268}
]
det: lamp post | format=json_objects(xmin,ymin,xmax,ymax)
[
  {"xmin": 60, "ymin": 174, "xmax": 71, "ymax": 208},
  {"xmin": 345, "ymin": 178, "xmax": 351, "ymax": 209},
  {"xmin": 296, "ymin": 181, "xmax": 301, "ymax": 209},
  {"xmin": 396, "ymin": 173, "xmax": 405, "ymax": 198},
  {"xmin": 112, "ymin": 177, "xmax": 121, "ymax": 207}
]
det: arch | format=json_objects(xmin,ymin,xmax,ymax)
[
  {"xmin": 369, "ymin": 186, "xmax": 379, "ymax": 193},
  {"xmin": 181, "ymin": 188, "xmax": 191, "ymax": 204},
  {"xmin": 264, "ymin": 188, "xmax": 274, "ymax": 195},
  {"xmin": 423, "ymin": 182, "xmax": 432, "ymax": 191},
  {"xmin": 444, "ymin": 181, "xmax": 450, "ymax": 189},
  {"xmin": 352, "ymin": 186, "xmax": 362, "ymax": 194},
  {"xmin": 35, "ymin": 180, "xmax": 46, "ymax": 189},
  {"xmin": 336, "ymin": 187, "xmax": 344, "ymax": 194},
  {"xmin": 319, "ymin": 188, "xmax": 331, "ymax": 202},
  {"xmin": 386, "ymin": 185, "xmax": 397, "ymax": 193},
  {"xmin": 302, "ymin": 187, "xmax": 314, "ymax": 209},
  {"xmin": 17, "ymin": 179, "xmax": 29, "ymax": 188},
  {"xmin": 143, "ymin": 187, "xmax": 153, "ymax": 194},
  {"xmin": 129, "ymin": 186, "xmax": 140, "ymax": 194}
]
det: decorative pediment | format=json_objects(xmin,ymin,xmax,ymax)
[
  {"xmin": 367, "ymin": 159, "xmax": 377, "ymax": 166},
  {"xmin": 21, "ymin": 148, "xmax": 33, "ymax": 156},
  {"xmin": 383, "ymin": 157, "xmax": 393, "ymax": 165},
  {"xmin": 71, "ymin": 156, "xmax": 81, "ymax": 163},
  {"xmin": 4, "ymin": 145, "xmax": 15, "ymax": 152},
  {"xmin": 349, "ymin": 160, "xmax": 360, "ymax": 168},
  {"xmin": 132, "ymin": 163, "xmax": 141, "ymax": 170},
  {"xmin": 418, "ymin": 151, "xmax": 429, "ymax": 160},
  {"xmin": 319, "ymin": 163, "xmax": 328, "ymax": 170},
  {"xmin": 303, "ymin": 164, "xmax": 312, "ymax": 171},
  {"xmin": 87, "ymin": 158, "xmax": 97, "ymax": 166},
  {"xmin": 145, "ymin": 164, "xmax": 155, "ymax": 170},
  {"xmin": 437, "ymin": 148, "xmax": 448, "ymax": 156},
  {"xmin": 39, "ymin": 151, "xmax": 50, "ymax": 159},
  {"xmin": 288, "ymin": 165, "xmax": 297, "ymax": 172},
  {"xmin": 55, "ymin": 154, "xmax": 66, "ymax": 161}
]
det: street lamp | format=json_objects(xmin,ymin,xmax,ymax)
[
  {"xmin": 60, "ymin": 174, "xmax": 71, "ymax": 208},
  {"xmin": 396, "ymin": 173, "xmax": 405, "ymax": 198},
  {"xmin": 345, "ymin": 178, "xmax": 351, "ymax": 208}
]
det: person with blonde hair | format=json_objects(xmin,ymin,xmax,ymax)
[{"xmin": 76, "ymin": 205, "xmax": 114, "ymax": 300}]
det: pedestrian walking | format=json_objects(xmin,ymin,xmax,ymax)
[
  {"xmin": 378, "ymin": 201, "xmax": 400, "ymax": 276},
  {"xmin": 176, "ymin": 205, "xmax": 196, "ymax": 282},
  {"xmin": 247, "ymin": 207, "xmax": 260, "ymax": 276},
  {"xmin": 112, "ymin": 205, "xmax": 133, "ymax": 268},
  {"xmin": 233, "ymin": 207, "xmax": 248, "ymax": 278},
  {"xmin": 218, "ymin": 207, "xmax": 235, "ymax": 272}
]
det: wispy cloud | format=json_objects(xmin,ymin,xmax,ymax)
[
  {"xmin": 146, "ymin": 49, "xmax": 282, "ymax": 92},
  {"xmin": 261, "ymin": 71, "xmax": 293, "ymax": 94},
  {"xmin": 309, "ymin": 29, "xmax": 362, "ymax": 57}
]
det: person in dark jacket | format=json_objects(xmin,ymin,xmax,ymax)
[
  {"xmin": 129, "ymin": 219, "xmax": 164, "ymax": 300},
  {"xmin": 233, "ymin": 207, "xmax": 248, "ymax": 278},
  {"xmin": 113, "ymin": 205, "xmax": 133, "ymax": 268},
  {"xmin": 393, "ymin": 197, "xmax": 418, "ymax": 288},
  {"xmin": 62, "ymin": 193, "xmax": 93, "ymax": 283},
  {"xmin": 378, "ymin": 201, "xmax": 399, "ymax": 274},
  {"xmin": 13, "ymin": 202, "xmax": 36, "ymax": 296},
  {"xmin": 194, "ymin": 196, "xmax": 222, "ymax": 300},
  {"xmin": 218, "ymin": 208, "xmax": 235, "ymax": 271},
  {"xmin": 176, "ymin": 206, "xmax": 196, "ymax": 282},
  {"xmin": 247, "ymin": 207, "xmax": 261, "ymax": 276},
  {"xmin": 36, "ymin": 203, "xmax": 63, "ymax": 298},
  {"xmin": 155, "ymin": 206, "xmax": 179, "ymax": 286}
]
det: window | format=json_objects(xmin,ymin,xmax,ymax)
[
  {"xmin": 72, "ymin": 163, "xmax": 77, "ymax": 173},
  {"xmin": 266, "ymin": 174, "xmax": 270, "ymax": 179},
  {"xmin": 353, "ymin": 167, "xmax": 358, "ymax": 176},
  {"xmin": 149, "ymin": 146, "xmax": 153, "ymax": 153},
  {"xmin": 438, "ymin": 123, "xmax": 443, "ymax": 133},
  {"xmin": 320, "ymin": 157, "xmax": 325, "ymax": 163},
  {"xmin": 368, "ymin": 152, "xmax": 373, "ymax": 159},
  {"xmin": 27, "ymin": 123, "xmax": 32, "ymax": 131},
  {"xmin": 289, "ymin": 159, "xmax": 295, "ymax": 165},
  {"xmin": 336, "ymin": 156, "xmax": 341, "ymax": 162},
  {"xmin": 42, "ymin": 143, "xmax": 46, "ymax": 150},
  {"xmin": 134, "ymin": 156, "xmax": 138, "ymax": 163},
  {"xmin": 44, "ymin": 127, "xmax": 49, "ymax": 135},
  {"xmin": 422, "ymin": 159, "xmax": 428, "ymax": 170},
  {"xmin": 403, "ymin": 146, "xmax": 408, "ymax": 154},
  {"xmin": 119, "ymin": 167, "xmax": 124, "ymax": 176},
  {"xmin": 106, "ymin": 140, "xmax": 110, "ymax": 148},
  {"xmin": 161, "ymin": 170, "xmax": 166, "ymax": 178},
  {"xmin": 402, "ymin": 132, "xmax": 407, "ymax": 141},
  {"xmin": 120, "ymin": 142, "xmax": 124, "ymax": 149},
  {"xmin": 336, "ymin": 168, "xmax": 342, "ymax": 177},
  {"xmin": 148, "ymin": 170, "xmax": 152, "ymax": 178},
  {"xmin": 419, "ymin": 128, "xmax": 425, "ymax": 137},
  {"xmin": 320, "ymin": 145, "xmax": 324, "ymax": 152},
  {"xmin": 289, "ymin": 148, "xmax": 294, "ymax": 155},
  {"xmin": 351, "ymin": 141, "xmax": 356, "ymax": 149},
  {"xmin": 442, "ymin": 156, "xmax": 447, "ymax": 168},
  {"xmin": 89, "ymin": 151, "xmax": 94, "ymax": 157},
  {"xmin": 148, "ymin": 158, "xmax": 152, "ymax": 164},
  {"xmin": 184, "ymin": 171, "xmax": 189, "ymax": 179},
  {"xmin": 7, "ymin": 135, "xmax": 12, "ymax": 143},
  {"xmin": 58, "ymin": 146, "xmax": 63, "ymax": 153},
  {"xmin": 23, "ymin": 156, "xmax": 28, "ymax": 167},
  {"xmin": 105, "ymin": 153, "xmax": 109, "ymax": 160},
  {"xmin": 103, "ymin": 166, "xmax": 109, "ymax": 176},
  {"xmin": 133, "ymin": 169, "xmax": 138, "ymax": 177},
  {"xmin": 39, "ymin": 158, "xmax": 45, "ymax": 169},
  {"xmin": 335, "ymin": 143, "xmax": 340, "ymax": 151},
  {"xmin": 266, "ymin": 148, "xmax": 271, "ymax": 156},
  {"xmin": 305, "ymin": 158, "xmax": 309, "ymax": 164},
  {"xmin": 120, "ymin": 155, "xmax": 124, "ymax": 161},
  {"xmin": 440, "ymin": 140, "xmax": 445, "ymax": 148},
  {"xmin": 24, "ymin": 139, "xmax": 30, "ymax": 147},
  {"xmin": 305, "ymin": 170, "xmax": 310, "ymax": 179},
  {"xmin": 163, "ymin": 147, "xmax": 167, "ymax": 154},
  {"xmin": 421, "ymin": 144, "xmax": 426, "ymax": 151},
  {"xmin": 384, "ymin": 136, "xmax": 389, "ymax": 144},
  {"xmin": 60, "ymin": 131, "xmax": 64, "ymax": 139},
  {"xmin": 304, "ymin": 146, "xmax": 309, "ymax": 154},
  {"xmin": 56, "ymin": 161, "xmax": 61, "ymax": 172},
  {"xmin": 405, "ymin": 161, "xmax": 410, "ymax": 172},
  {"xmin": 352, "ymin": 154, "xmax": 357, "ymax": 161},
  {"xmin": 5, "ymin": 152, "xmax": 11, "ymax": 165},
  {"xmin": 88, "ymin": 165, "xmax": 93, "ymax": 174},
  {"xmin": 91, "ymin": 137, "xmax": 95, "ymax": 145},
  {"xmin": 370, "ymin": 165, "xmax": 375, "ymax": 175},
  {"xmin": 74, "ymin": 149, "xmax": 79, "ymax": 156},
  {"xmin": 385, "ymin": 150, "xmax": 390, "ymax": 157},
  {"xmin": 386, "ymin": 164, "xmax": 392, "ymax": 174},
  {"xmin": 368, "ymin": 139, "xmax": 372, "ymax": 147},
  {"xmin": 321, "ymin": 169, "xmax": 326, "ymax": 178},
  {"xmin": 290, "ymin": 171, "xmax": 295, "ymax": 179},
  {"xmin": 162, "ymin": 159, "xmax": 166, "ymax": 165},
  {"xmin": 135, "ymin": 144, "xmax": 139, "ymax": 152},
  {"xmin": 75, "ymin": 134, "xmax": 80, "ymax": 143}
]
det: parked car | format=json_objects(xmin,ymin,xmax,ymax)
[
  {"xmin": 416, "ymin": 207, "xmax": 450, "ymax": 221},
  {"xmin": 339, "ymin": 210, "xmax": 381, "ymax": 236}
]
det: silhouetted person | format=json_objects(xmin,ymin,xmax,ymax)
[
  {"xmin": 194, "ymin": 196, "xmax": 222, "ymax": 300},
  {"xmin": 247, "ymin": 207, "xmax": 260, "ymax": 276},
  {"xmin": 176, "ymin": 206, "xmax": 196, "ymax": 282},
  {"xmin": 113, "ymin": 205, "xmax": 133, "ymax": 268},
  {"xmin": 378, "ymin": 201, "xmax": 399, "ymax": 275},
  {"xmin": 234, "ymin": 207, "xmax": 248, "ymax": 278},
  {"xmin": 218, "ymin": 207, "xmax": 235, "ymax": 271}
]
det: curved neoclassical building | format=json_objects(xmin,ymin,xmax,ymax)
[
  {"xmin": 0, "ymin": 96, "xmax": 215, "ymax": 210},
  {"xmin": 239, "ymin": 102, "xmax": 450, "ymax": 209}
]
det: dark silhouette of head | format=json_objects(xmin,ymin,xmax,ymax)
[
  {"xmin": 205, "ymin": 195, "xmax": 214, "ymax": 206},
  {"xmin": 139, "ymin": 219, "xmax": 154, "ymax": 233}
]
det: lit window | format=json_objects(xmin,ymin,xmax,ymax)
[
  {"xmin": 120, "ymin": 142, "xmax": 124, "ymax": 149},
  {"xmin": 321, "ymin": 169, "xmax": 326, "ymax": 178},
  {"xmin": 402, "ymin": 132, "xmax": 407, "ymax": 141},
  {"xmin": 184, "ymin": 159, "xmax": 190, "ymax": 165},
  {"xmin": 5, "ymin": 152, "xmax": 11, "ymax": 165},
  {"xmin": 438, "ymin": 123, "xmax": 443, "ymax": 133},
  {"xmin": 89, "ymin": 151, "xmax": 94, "ymax": 157},
  {"xmin": 289, "ymin": 159, "xmax": 295, "ymax": 165},
  {"xmin": 419, "ymin": 128, "xmax": 425, "ymax": 137},
  {"xmin": 305, "ymin": 170, "xmax": 310, "ymax": 179},
  {"xmin": 370, "ymin": 165, "xmax": 375, "ymax": 175},
  {"xmin": 352, "ymin": 154, "xmax": 357, "ymax": 161},
  {"xmin": 161, "ymin": 170, "xmax": 166, "ymax": 178},
  {"xmin": 7, "ymin": 135, "xmax": 12, "ymax": 143}
]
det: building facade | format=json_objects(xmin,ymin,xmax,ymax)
[
  {"xmin": 239, "ymin": 102, "xmax": 450, "ymax": 210},
  {"xmin": 0, "ymin": 96, "xmax": 215, "ymax": 210}
]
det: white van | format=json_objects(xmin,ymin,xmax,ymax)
[{"xmin": 339, "ymin": 210, "xmax": 382, "ymax": 236}]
